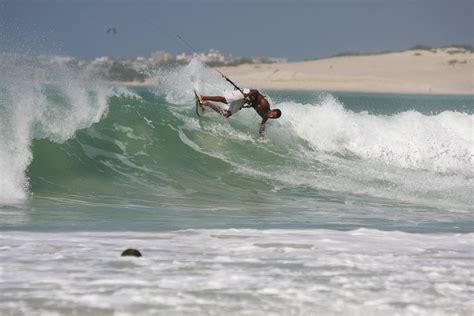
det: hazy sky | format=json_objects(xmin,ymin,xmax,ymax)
[{"xmin": 1, "ymin": 0, "xmax": 473, "ymax": 61}]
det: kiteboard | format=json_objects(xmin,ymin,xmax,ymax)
[{"xmin": 194, "ymin": 90, "xmax": 205, "ymax": 117}]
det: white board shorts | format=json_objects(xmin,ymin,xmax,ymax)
[{"xmin": 223, "ymin": 89, "xmax": 249, "ymax": 115}]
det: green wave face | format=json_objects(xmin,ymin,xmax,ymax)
[{"xmin": 29, "ymin": 92, "xmax": 264, "ymax": 197}]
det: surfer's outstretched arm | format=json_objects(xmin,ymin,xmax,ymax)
[{"xmin": 259, "ymin": 118, "xmax": 268, "ymax": 138}]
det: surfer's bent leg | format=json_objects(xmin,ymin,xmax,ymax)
[
  {"xmin": 201, "ymin": 96, "xmax": 227, "ymax": 104},
  {"xmin": 203, "ymin": 100, "xmax": 230, "ymax": 117},
  {"xmin": 200, "ymin": 96, "xmax": 231, "ymax": 117}
]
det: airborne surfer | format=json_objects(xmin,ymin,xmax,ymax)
[
  {"xmin": 197, "ymin": 89, "xmax": 281, "ymax": 138},
  {"xmin": 177, "ymin": 35, "xmax": 281, "ymax": 138}
]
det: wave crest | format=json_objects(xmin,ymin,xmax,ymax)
[
  {"xmin": 280, "ymin": 94, "xmax": 473, "ymax": 173},
  {"xmin": 0, "ymin": 54, "xmax": 120, "ymax": 203}
]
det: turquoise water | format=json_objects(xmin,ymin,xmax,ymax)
[{"xmin": 1, "ymin": 56, "xmax": 473, "ymax": 315}]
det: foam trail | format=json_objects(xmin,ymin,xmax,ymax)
[{"xmin": 0, "ymin": 54, "xmax": 117, "ymax": 204}]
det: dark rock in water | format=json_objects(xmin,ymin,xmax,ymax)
[{"xmin": 121, "ymin": 248, "xmax": 142, "ymax": 257}]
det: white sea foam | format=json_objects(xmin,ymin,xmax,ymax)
[
  {"xmin": 0, "ymin": 229, "xmax": 472, "ymax": 315},
  {"xmin": 0, "ymin": 54, "xmax": 118, "ymax": 204},
  {"xmin": 270, "ymin": 95, "xmax": 474, "ymax": 206},
  {"xmin": 279, "ymin": 94, "xmax": 473, "ymax": 173}
]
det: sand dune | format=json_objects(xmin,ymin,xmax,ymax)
[{"xmin": 218, "ymin": 48, "xmax": 474, "ymax": 95}]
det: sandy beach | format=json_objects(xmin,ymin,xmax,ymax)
[{"xmin": 217, "ymin": 48, "xmax": 474, "ymax": 95}]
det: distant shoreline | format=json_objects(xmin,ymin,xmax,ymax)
[
  {"xmin": 116, "ymin": 46, "xmax": 473, "ymax": 96},
  {"xmin": 217, "ymin": 47, "xmax": 473, "ymax": 95}
]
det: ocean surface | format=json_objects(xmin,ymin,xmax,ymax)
[{"xmin": 1, "ymin": 57, "xmax": 473, "ymax": 315}]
